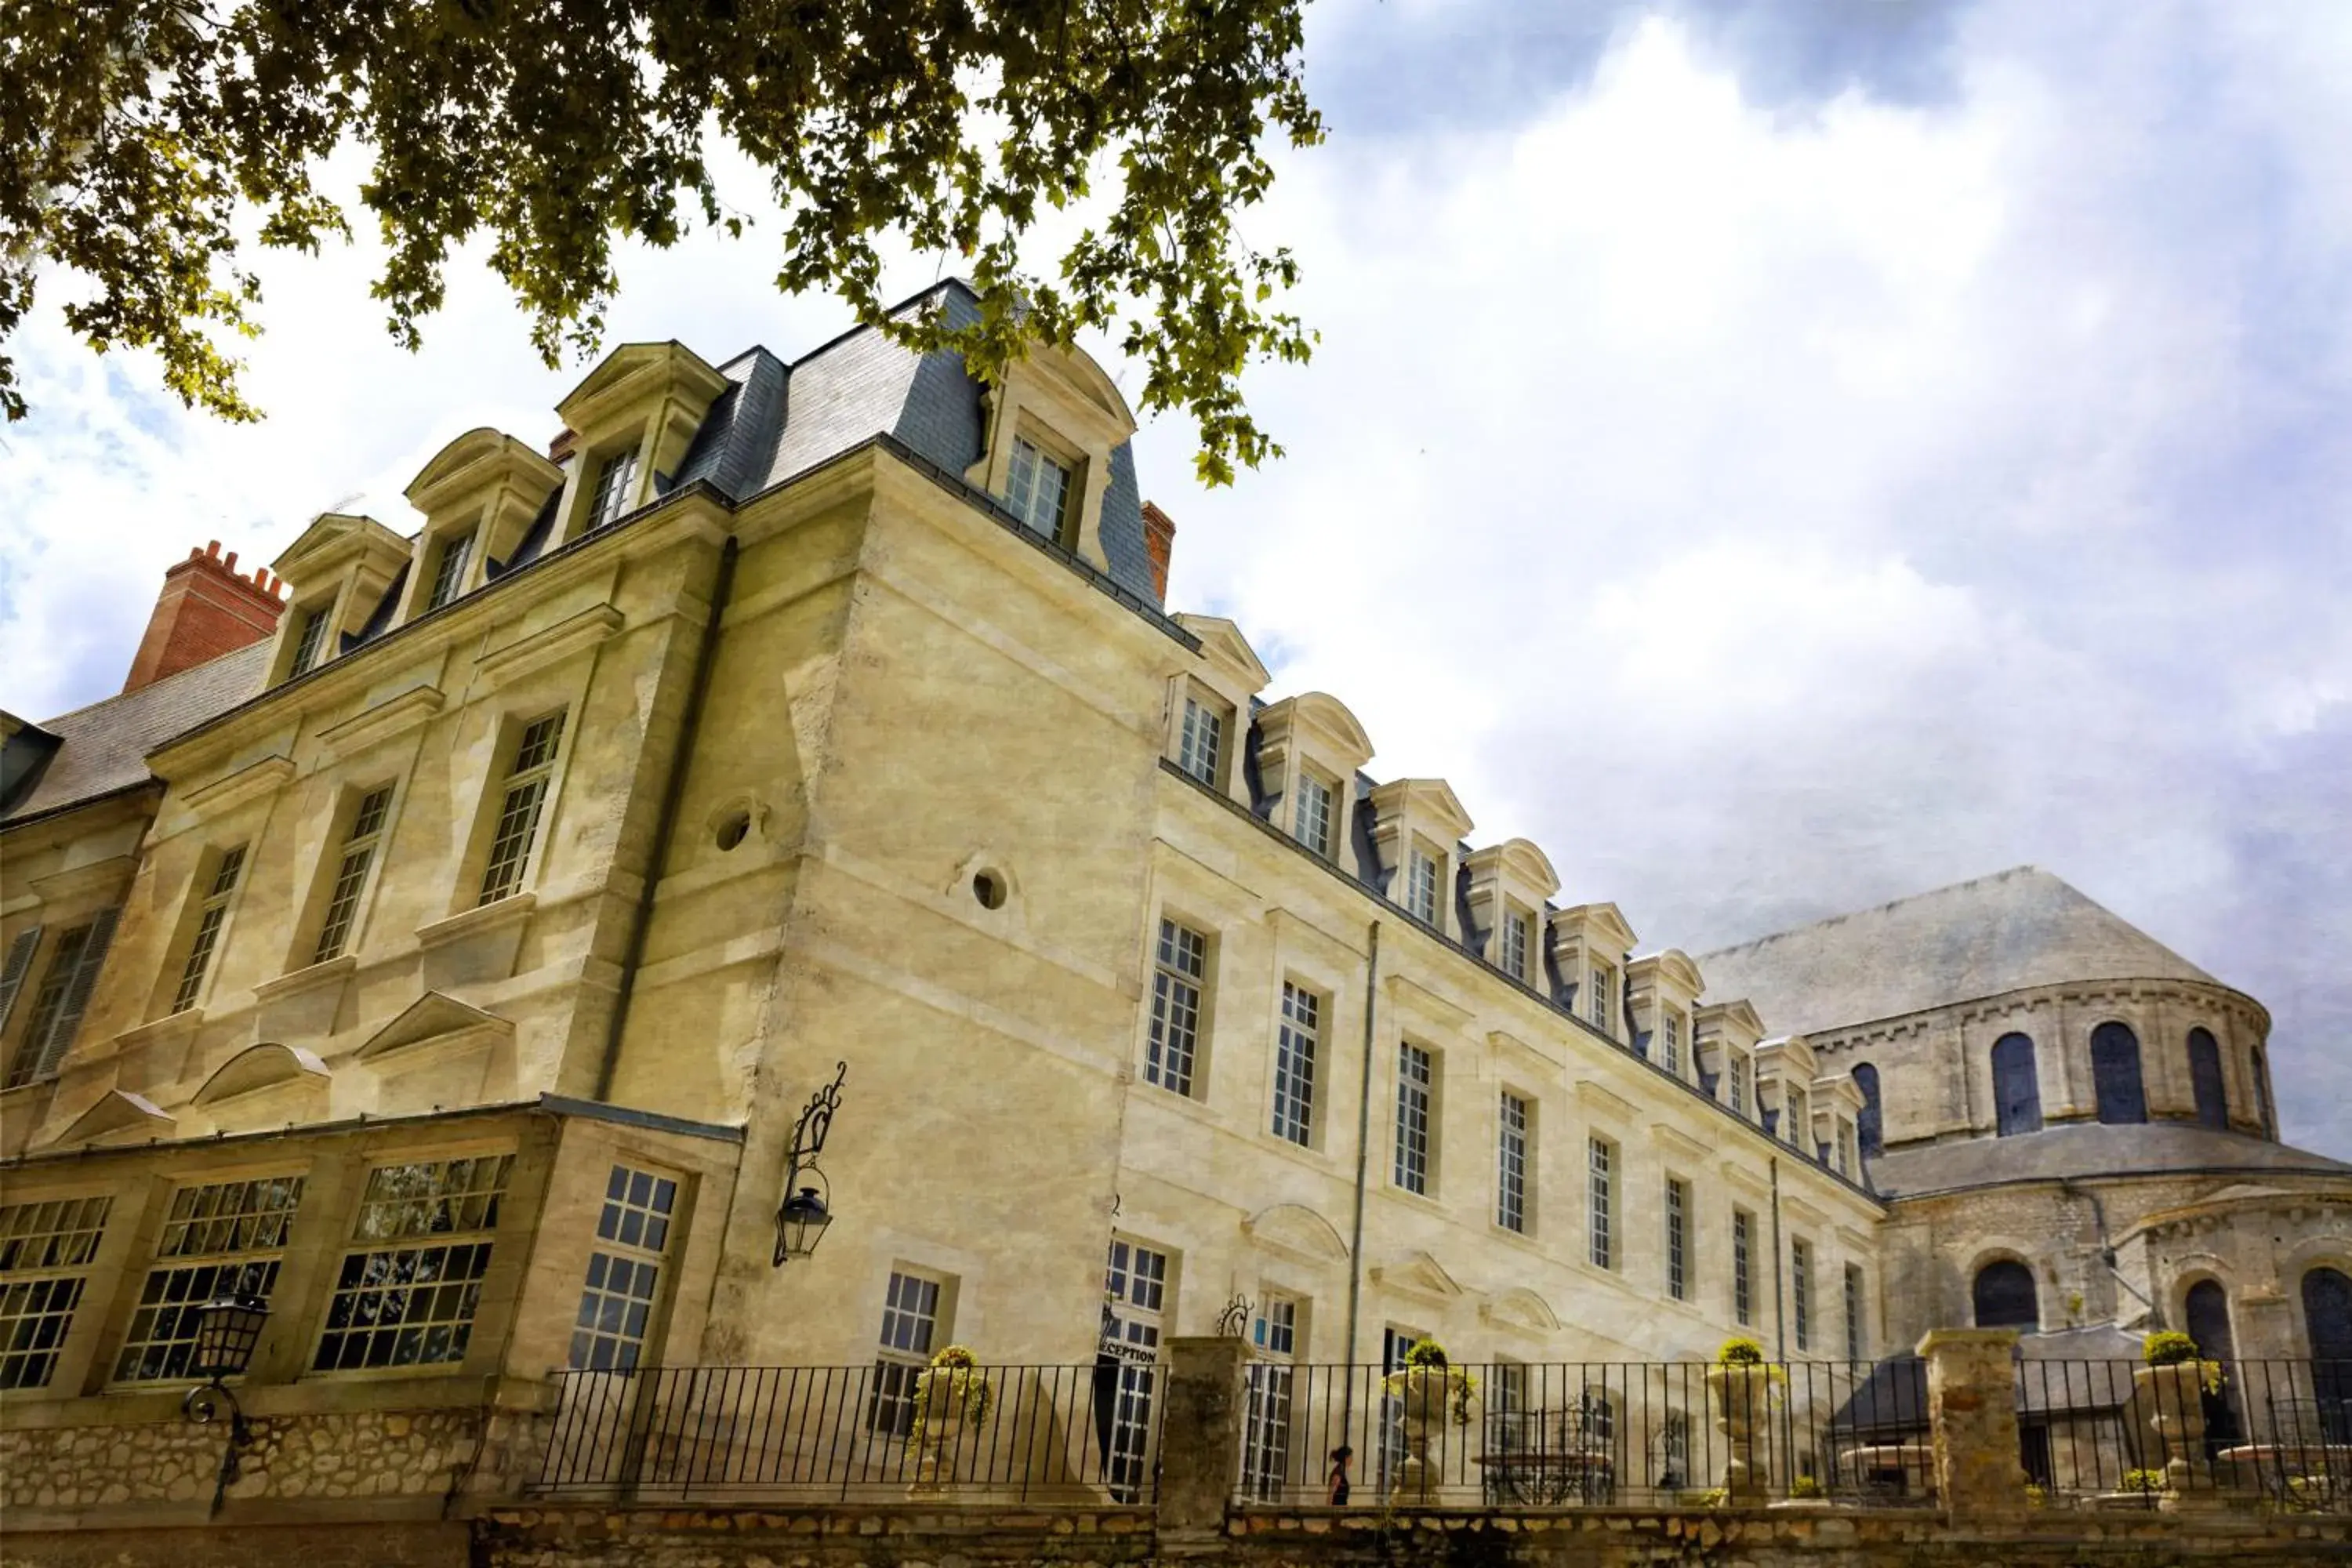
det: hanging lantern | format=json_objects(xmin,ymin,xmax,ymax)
[{"xmin": 191, "ymin": 1293, "xmax": 270, "ymax": 1381}]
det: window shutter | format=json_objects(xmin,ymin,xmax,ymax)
[
  {"xmin": 33, "ymin": 908, "xmax": 118, "ymax": 1079},
  {"xmin": 0, "ymin": 925, "xmax": 40, "ymax": 1034}
]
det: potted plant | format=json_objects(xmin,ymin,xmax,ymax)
[
  {"xmin": 909, "ymin": 1345, "xmax": 992, "ymax": 1493},
  {"xmin": 2133, "ymin": 1332, "xmax": 2223, "ymax": 1496},
  {"xmin": 1381, "ymin": 1339, "xmax": 1477, "ymax": 1501},
  {"xmin": 1705, "ymin": 1338, "xmax": 1784, "ymax": 1503}
]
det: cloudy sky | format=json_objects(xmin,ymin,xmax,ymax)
[{"xmin": 4, "ymin": 1, "xmax": 2347, "ymax": 1154}]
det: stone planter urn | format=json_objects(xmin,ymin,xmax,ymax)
[
  {"xmin": 2134, "ymin": 1363, "xmax": 2212, "ymax": 1494},
  {"xmin": 1383, "ymin": 1365, "xmax": 1474, "ymax": 1503},
  {"xmin": 909, "ymin": 1362, "xmax": 988, "ymax": 1495},
  {"xmin": 1707, "ymin": 1363, "xmax": 1777, "ymax": 1502}
]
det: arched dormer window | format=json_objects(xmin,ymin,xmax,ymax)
[
  {"xmin": 2187, "ymin": 1027, "xmax": 2229, "ymax": 1131},
  {"xmin": 2090, "ymin": 1021, "xmax": 2148, "ymax": 1125},
  {"xmin": 1991, "ymin": 1033, "xmax": 2042, "ymax": 1137},
  {"xmin": 1852, "ymin": 1062, "xmax": 1883, "ymax": 1156},
  {"xmin": 1973, "ymin": 1260, "xmax": 2038, "ymax": 1330}
]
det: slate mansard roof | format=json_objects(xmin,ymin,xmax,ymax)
[
  {"xmin": 2, "ymin": 282, "xmax": 1163, "ymax": 828},
  {"xmin": 1693, "ymin": 866, "xmax": 2226, "ymax": 1036}
]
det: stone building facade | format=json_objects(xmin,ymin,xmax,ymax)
[{"xmin": 1, "ymin": 284, "xmax": 2346, "ymax": 1557}]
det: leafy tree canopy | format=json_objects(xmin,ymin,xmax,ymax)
[{"xmin": 2, "ymin": 0, "xmax": 1321, "ymax": 484}]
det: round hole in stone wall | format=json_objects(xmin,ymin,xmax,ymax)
[
  {"xmin": 971, "ymin": 870, "xmax": 1007, "ymax": 909},
  {"xmin": 715, "ymin": 811, "xmax": 752, "ymax": 851}
]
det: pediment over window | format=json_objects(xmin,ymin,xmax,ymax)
[
  {"xmin": 1174, "ymin": 615, "xmax": 1272, "ymax": 696},
  {"xmin": 557, "ymin": 342, "xmax": 731, "ymax": 437},
  {"xmin": 1481, "ymin": 1287, "xmax": 1561, "ymax": 1336},
  {"xmin": 192, "ymin": 1042, "xmax": 332, "ymax": 1107},
  {"xmin": 358, "ymin": 992, "xmax": 514, "ymax": 1062},
  {"xmin": 1243, "ymin": 1203, "xmax": 1350, "ymax": 1265},
  {"xmin": 42, "ymin": 1090, "xmax": 176, "ymax": 1149},
  {"xmin": 1263, "ymin": 692, "xmax": 1374, "ymax": 768},
  {"xmin": 1370, "ymin": 1250, "xmax": 1465, "ymax": 1302}
]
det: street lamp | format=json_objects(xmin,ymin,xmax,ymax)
[
  {"xmin": 183, "ymin": 1291, "xmax": 269, "ymax": 1513},
  {"xmin": 771, "ymin": 1061, "xmax": 847, "ymax": 1266}
]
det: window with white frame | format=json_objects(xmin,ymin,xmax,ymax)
[
  {"xmin": 426, "ymin": 531, "xmax": 472, "ymax": 610},
  {"xmin": 1102, "ymin": 1240, "xmax": 1169, "ymax": 1501},
  {"xmin": 1176, "ymin": 694, "xmax": 1225, "ymax": 787},
  {"xmin": 1784, "ymin": 1087, "xmax": 1809, "ymax": 1150},
  {"xmin": 288, "ymin": 602, "xmax": 333, "ymax": 677},
  {"xmin": 1272, "ymin": 982, "xmax": 1319, "ymax": 1145},
  {"xmin": 1662, "ymin": 1410, "xmax": 1691, "ymax": 1486},
  {"xmin": 1733, "ymin": 1207, "xmax": 1755, "ymax": 1327},
  {"xmin": 870, "ymin": 1267, "xmax": 949, "ymax": 1437},
  {"xmin": 1835, "ymin": 1120, "xmax": 1857, "ymax": 1177},
  {"xmin": 115, "ymin": 1176, "xmax": 303, "ymax": 1382},
  {"xmin": 1497, "ymin": 1091, "xmax": 1530, "ymax": 1234},
  {"xmin": 172, "ymin": 845, "xmax": 246, "ymax": 1014},
  {"xmin": 1394, "ymin": 1042, "xmax": 1434, "ymax": 1195},
  {"xmin": 1665, "ymin": 1176, "xmax": 1690, "ymax": 1302},
  {"xmin": 1728, "ymin": 1052, "xmax": 1749, "ymax": 1117},
  {"xmin": 314, "ymin": 786, "xmax": 393, "ymax": 963},
  {"xmin": 0, "ymin": 1196, "xmax": 111, "ymax": 1390},
  {"xmin": 1791, "ymin": 1237, "xmax": 1813, "ymax": 1352},
  {"xmin": 314, "ymin": 1155, "xmax": 511, "ymax": 1371},
  {"xmin": 1404, "ymin": 848, "xmax": 1439, "ymax": 924},
  {"xmin": 1501, "ymin": 907, "xmax": 1531, "ymax": 982},
  {"xmin": 1376, "ymin": 1325, "xmax": 1426, "ymax": 1493},
  {"xmin": 479, "ymin": 710, "xmax": 565, "ymax": 904},
  {"xmin": 1489, "ymin": 1357, "xmax": 1530, "ymax": 1455},
  {"xmin": 1005, "ymin": 436, "xmax": 1075, "ymax": 543},
  {"xmin": 1243, "ymin": 1294, "xmax": 1298, "ymax": 1501},
  {"xmin": 568, "ymin": 1164, "xmax": 679, "ymax": 1370},
  {"xmin": 5, "ymin": 909, "xmax": 118, "ymax": 1091},
  {"xmin": 1661, "ymin": 1012, "xmax": 1683, "ymax": 1076},
  {"xmin": 1587, "ymin": 1136, "xmax": 1614, "ymax": 1269},
  {"xmin": 1146, "ymin": 918, "xmax": 1207, "ymax": 1097},
  {"xmin": 1588, "ymin": 961, "xmax": 1614, "ymax": 1033},
  {"xmin": 1292, "ymin": 771, "xmax": 1335, "ymax": 859},
  {"xmin": 1844, "ymin": 1264, "xmax": 1865, "ymax": 1362},
  {"xmin": 587, "ymin": 446, "xmax": 641, "ymax": 530}
]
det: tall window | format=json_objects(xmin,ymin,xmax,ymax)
[
  {"xmin": 568, "ymin": 1164, "xmax": 678, "ymax": 1370},
  {"xmin": 172, "ymin": 845, "xmax": 246, "ymax": 1013},
  {"xmin": 2090, "ymin": 1022, "xmax": 2148, "ymax": 1125},
  {"xmin": 2187, "ymin": 1027, "xmax": 2229, "ymax": 1131},
  {"xmin": 1500, "ymin": 908, "xmax": 1531, "ymax": 982},
  {"xmin": 479, "ymin": 710, "xmax": 565, "ymax": 904},
  {"xmin": 1991, "ymin": 1033, "xmax": 2042, "ymax": 1137},
  {"xmin": 1005, "ymin": 436, "xmax": 1075, "ymax": 543},
  {"xmin": 869, "ymin": 1268, "xmax": 946, "ymax": 1436},
  {"xmin": 0, "ymin": 1196, "xmax": 111, "ymax": 1389},
  {"xmin": 1588, "ymin": 962, "xmax": 1614, "ymax": 1033},
  {"xmin": 1784, "ymin": 1086, "xmax": 1809, "ymax": 1149},
  {"xmin": 1835, "ymin": 1121, "xmax": 1857, "ymax": 1177},
  {"xmin": 115, "ymin": 1176, "xmax": 303, "ymax": 1382},
  {"xmin": 1272, "ymin": 982, "xmax": 1319, "ymax": 1145},
  {"xmin": 5, "ymin": 909, "xmax": 118, "ymax": 1090},
  {"xmin": 1661, "ymin": 1012, "xmax": 1682, "ymax": 1075},
  {"xmin": 1102, "ymin": 1240, "xmax": 1167, "ymax": 1501},
  {"xmin": 1243, "ymin": 1294, "xmax": 1297, "ymax": 1501},
  {"xmin": 314, "ymin": 1155, "xmax": 511, "ymax": 1370},
  {"xmin": 1497, "ymin": 1091, "xmax": 1530, "ymax": 1234},
  {"xmin": 1972, "ymin": 1260, "xmax": 2038, "ymax": 1330},
  {"xmin": 1146, "ymin": 919, "xmax": 1207, "ymax": 1097},
  {"xmin": 1727, "ymin": 1052, "xmax": 1750, "ymax": 1117},
  {"xmin": 1844, "ymin": 1265, "xmax": 1865, "ymax": 1361},
  {"xmin": 0, "ymin": 927, "xmax": 40, "ymax": 1040},
  {"xmin": 1292, "ymin": 772, "xmax": 1335, "ymax": 859},
  {"xmin": 1852, "ymin": 1062, "xmax": 1883, "ymax": 1156},
  {"xmin": 314, "ymin": 786, "xmax": 394, "ymax": 962},
  {"xmin": 1791, "ymin": 1238, "xmax": 1813, "ymax": 1352},
  {"xmin": 1404, "ymin": 849, "xmax": 1439, "ymax": 924},
  {"xmin": 1664, "ymin": 1177, "xmax": 1689, "ymax": 1301},
  {"xmin": 1176, "ymin": 695, "xmax": 1224, "ymax": 786},
  {"xmin": 1394, "ymin": 1043, "xmax": 1433, "ymax": 1195},
  {"xmin": 426, "ymin": 531, "xmax": 471, "ymax": 610},
  {"xmin": 1587, "ymin": 1136, "xmax": 1613, "ymax": 1269},
  {"xmin": 288, "ymin": 602, "xmax": 332, "ymax": 677},
  {"xmin": 587, "ymin": 447, "xmax": 640, "ymax": 530},
  {"xmin": 1733, "ymin": 1208, "xmax": 1754, "ymax": 1327}
]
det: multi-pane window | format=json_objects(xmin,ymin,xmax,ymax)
[
  {"xmin": 479, "ymin": 711, "xmax": 565, "ymax": 904},
  {"xmin": 1394, "ymin": 1043, "xmax": 1434, "ymax": 1196},
  {"xmin": 114, "ymin": 1177, "xmax": 302, "ymax": 1382},
  {"xmin": 314, "ymin": 1155, "xmax": 511, "ymax": 1371},
  {"xmin": 1102, "ymin": 1240, "xmax": 1170, "ymax": 1500},
  {"xmin": 587, "ymin": 447, "xmax": 641, "ymax": 530},
  {"xmin": 1728, "ymin": 1053, "xmax": 1749, "ymax": 1117},
  {"xmin": 1786, "ymin": 1088, "xmax": 1810, "ymax": 1150},
  {"xmin": 1791, "ymin": 1238, "xmax": 1813, "ymax": 1352},
  {"xmin": 1665, "ymin": 1177, "xmax": 1690, "ymax": 1302},
  {"xmin": 1376, "ymin": 1326, "xmax": 1426, "ymax": 1493},
  {"xmin": 172, "ymin": 846, "xmax": 246, "ymax": 1013},
  {"xmin": 1835, "ymin": 1120, "xmax": 1857, "ymax": 1177},
  {"xmin": 0, "ymin": 1196, "xmax": 111, "ymax": 1390},
  {"xmin": 1489, "ymin": 1359, "xmax": 1530, "ymax": 1454},
  {"xmin": 1844, "ymin": 1264, "xmax": 1865, "ymax": 1362},
  {"xmin": 1587, "ymin": 1136, "xmax": 1614, "ymax": 1269},
  {"xmin": 869, "ymin": 1269, "xmax": 946, "ymax": 1437},
  {"xmin": 427, "ymin": 532, "xmax": 472, "ymax": 610},
  {"xmin": 1146, "ymin": 919, "xmax": 1207, "ymax": 1097},
  {"xmin": 1292, "ymin": 772, "xmax": 1334, "ymax": 859},
  {"xmin": 1733, "ymin": 1208, "xmax": 1755, "ymax": 1327},
  {"xmin": 568, "ymin": 1164, "xmax": 679, "ymax": 1371},
  {"xmin": 1177, "ymin": 696, "xmax": 1224, "ymax": 786},
  {"xmin": 1272, "ymin": 982, "xmax": 1318, "ymax": 1145},
  {"xmin": 1662, "ymin": 1411, "xmax": 1691, "ymax": 1486},
  {"xmin": 314, "ymin": 786, "xmax": 393, "ymax": 963},
  {"xmin": 1588, "ymin": 962, "xmax": 1614, "ymax": 1033},
  {"xmin": 1497, "ymin": 1091, "xmax": 1530, "ymax": 1234},
  {"xmin": 289, "ymin": 603, "xmax": 332, "ymax": 677},
  {"xmin": 1661, "ymin": 1012, "xmax": 1683, "ymax": 1076},
  {"xmin": 5, "ymin": 910, "xmax": 118, "ymax": 1090},
  {"xmin": 1405, "ymin": 850, "xmax": 1439, "ymax": 924},
  {"xmin": 1243, "ymin": 1294, "xmax": 1297, "ymax": 1501},
  {"xmin": 1005, "ymin": 436, "xmax": 1074, "ymax": 543},
  {"xmin": 1501, "ymin": 908, "xmax": 1531, "ymax": 982}
]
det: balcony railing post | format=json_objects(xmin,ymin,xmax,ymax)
[
  {"xmin": 1918, "ymin": 1328, "xmax": 2026, "ymax": 1517},
  {"xmin": 1161, "ymin": 1337, "xmax": 1250, "ymax": 1530}
]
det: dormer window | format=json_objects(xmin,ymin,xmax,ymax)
[
  {"xmin": 1661, "ymin": 1011, "xmax": 1683, "ymax": 1075},
  {"xmin": 1728, "ymin": 1051, "xmax": 1750, "ymax": 1115},
  {"xmin": 426, "ymin": 532, "xmax": 471, "ymax": 611},
  {"xmin": 1006, "ymin": 436, "xmax": 1076, "ymax": 546},
  {"xmin": 288, "ymin": 603, "xmax": 333, "ymax": 677},
  {"xmin": 587, "ymin": 448, "xmax": 641, "ymax": 531},
  {"xmin": 1501, "ymin": 907, "xmax": 1532, "ymax": 982},
  {"xmin": 1588, "ymin": 961, "xmax": 1615, "ymax": 1033},
  {"xmin": 1404, "ymin": 847, "xmax": 1439, "ymax": 924},
  {"xmin": 1785, "ymin": 1086, "xmax": 1809, "ymax": 1147},
  {"xmin": 1176, "ymin": 692, "xmax": 1227, "ymax": 788},
  {"xmin": 1294, "ymin": 772, "xmax": 1336, "ymax": 859}
]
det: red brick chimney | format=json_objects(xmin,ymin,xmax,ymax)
[
  {"xmin": 122, "ymin": 540, "xmax": 288, "ymax": 693},
  {"xmin": 1142, "ymin": 501, "xmax": 1177, "ymax": 601}
]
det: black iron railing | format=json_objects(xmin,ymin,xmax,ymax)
[
  {"xmin": 532, "ymin": 1363, "xmax": 1160, "ymax": 1501},
  {"xmin": 2015, "ymin": 1357, "xmax": 2352, "ymax": 1513},
  {"xmin": 1232, "ymin": 1360, "xmax": 1926, "ymax": 1508}
]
